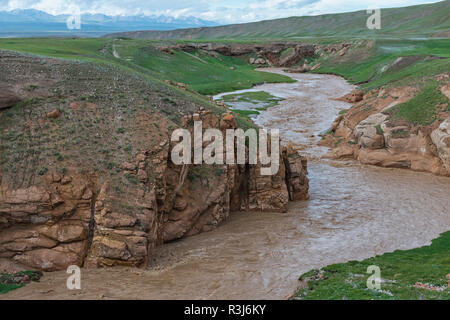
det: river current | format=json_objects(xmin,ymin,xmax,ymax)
[{"xmin": 3, "ymin": 69, "xmax": 449, "ymax": 300}]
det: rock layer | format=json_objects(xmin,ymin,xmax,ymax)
[
  {"xmin": 156, "ymin": 42, "xmax": 316, "ymax": 67},
  {"xmin": 321, "ymin": 80, "xmax": 450, "ymax": 176}
]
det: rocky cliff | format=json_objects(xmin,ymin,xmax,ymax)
[
  {"xmin": 156, "ymin": 42, "xmax": 316, "ymax": 67},
  {"xmin": 321, "ymin": 76, "xmax": 450, "ymax": 176},
  {"xmin": 0, "ymin": 51, "xmax": 308, "ymax": 272}
]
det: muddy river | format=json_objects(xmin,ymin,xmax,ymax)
[{"xmin": 3, "ymin": 69, "xmax": 450, "ymax": 300}]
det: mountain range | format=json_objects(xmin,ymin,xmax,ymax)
[{"xmin": 0, "ymin": 9, "xmax": 219, "ymax": 37}]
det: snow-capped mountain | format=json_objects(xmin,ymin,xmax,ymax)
[{"xmin": 0, "ymin": 9, "xmax": 219, "ymax": 37}]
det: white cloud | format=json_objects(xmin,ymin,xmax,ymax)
[{"xmin": 0, "ymin": 0, "xmax": 439, "ymax": 23}]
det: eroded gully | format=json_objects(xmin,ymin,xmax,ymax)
[{"xmin": 3, "ymin": 68, "xmax": 450, "ymax": 300}]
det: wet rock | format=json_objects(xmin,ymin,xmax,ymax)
[
  {"xmin": 358, "ymin": 149, "xmax": 411, "ymax": 169},
  {"xmin": 431, "ymin": 117, "xmax": 450, "ymax": 170},
  {"xmin": 340, "ymin": 90, "xmax": 364, "ymax": 103},
  {"xmin": 324, "ymin": 145, "xmax": 355, "ymax": 159},
  {"xmin": 13, "ymin": 247, "xmax": 82, "ymax": 271},
  {"xmin": 282, "ymin": 146, "xmax": 309, "ymax": 201},
  {"xmin": 354, "ymin": 113, "xmax": 387, "ymax": 149}
]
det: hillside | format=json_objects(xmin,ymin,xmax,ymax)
[
  {"xmin": 105, "ymin": 1, "xmax": 450, "ymax": 40},
  {"xmin": 0, "ymin": 39, "xmax": 310, "ymax": 274}
]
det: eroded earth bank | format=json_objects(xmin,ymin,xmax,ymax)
[{"xmin": 2, "ymin": 68, "xmax": 449, "ymax": 299}]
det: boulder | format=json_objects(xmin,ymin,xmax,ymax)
[
  {"xmin": 440, "ymin": 84, "xmax": 450, "ymax": 100},
  {"xmin": 220, "ymin": 113, "xmax": 238, "ymax": 130},
  {"xmin": 323, "ymin": 145, "xmax": 354, "ymax": 159},
  {"xmin": 0, "ymin": 89, "xmax": 21, "ymax": 110},
  {"xmin": 431, "ymin": 117, "xmax": 450, "ymax": 170},
  {"xmin": 354, "ymin": 113, "xmax": 387, "ymax": 149},
  {"xmin": 46, "ymin": 109, "xmax": 61, "ymax": 119}
]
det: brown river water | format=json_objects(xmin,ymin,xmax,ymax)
[{"xmin": 3, "ymin": 69, "xmax": 450, "ymax": 300}]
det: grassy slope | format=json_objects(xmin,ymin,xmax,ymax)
[
  {"xmin": 106, "ymin": 1, "xmax": 450, "ymax": 40},
  {"xmin": 295, "ymin": 232, "xmax": 450, "ymax": 300},
  {"xmin": 0, "ymin": 38, "xmax": 291, "ymax": 96},
  {"xmin": 0, "ymin": 38, "xmax": 291, "ymax": 130},
  {"xmin": 386, "ymin": 81, "xmax": 449, "ymax": 125},
  {"xmin": 313, "ymin": 38, "xmax": 450, "ymax": 124},
  {"xmin": 314, "ymin": 39, "xmax": 450, "ymax": 87},
  {"xmin": 110, "ymin": 40, "xmax": 293, "ymax": 95}
]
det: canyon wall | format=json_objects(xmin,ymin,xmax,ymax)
[
  {"xmin": 322, "ymin": 78, "xmax": 450, "ymax": 176},
  {"xmin": 157, "ymin": 42, "xmax": 316, "ymax": 67},
  {"xmin": 0, "ymin": 51, "xmax": 309, "ymax": 272}
]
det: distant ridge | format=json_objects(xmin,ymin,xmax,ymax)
[
  {"xmin": 0, "ymin": 9, "xmax": 219, "ymax": 38},
  {"xmin": 105, "ymin": 1, "xmax": 450, "ymax": 40}
]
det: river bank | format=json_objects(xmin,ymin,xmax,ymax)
[{"xmin": 2, "ymin": 69, "xmax": 449, "ymax": 300}]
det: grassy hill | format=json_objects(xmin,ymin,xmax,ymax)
[
  {"xmin": 295, "ymin": 232, "xmax": 450, "ymax": 300},
  {"xmin": 105, "ymin": 1, "xmax": 450, "ymax": 40},
  {"xmin": 0, "ymin": 38, "xmax": 292, "ymax": 97}
]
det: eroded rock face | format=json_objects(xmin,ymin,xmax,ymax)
[
  {"xmin": 0, "ymin": 175, "xmax": 93, "ymax": 271},
  {"xmin": 431, "ymin": 117, "xmax": 450, "ymax": 170},
  {"xmin": 162, "ymin": 111, "xmax": 309, "ymax": 242},
  {"xmin": 323, "ymin": 84, "xmax": 450, "ymax": 176},
  {"xmin": 283, "ymin": 147, "xmax": 309, "ymax": 201},
  {"xmin": 157, "ymin": 42, "xmax": 315, "ymax": 67},
  {"xmin": 353, "ymin": 113, "xmax": 387, "ymax": 150},
  {"xmin": 0, "ymin": 51, "xmax": 310, "ymax": 272},
  {"xmin": 339, "ymin": 90, "xmax": 364, "ymax": 103}
]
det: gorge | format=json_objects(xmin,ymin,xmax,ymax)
[{"xmin": 2, "ymin": 68, "xmax": 449, "ymax": 299}]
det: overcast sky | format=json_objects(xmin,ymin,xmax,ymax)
[{"xmin": 0, "ymin": 0, "xmax": 440, "ymax": 23}]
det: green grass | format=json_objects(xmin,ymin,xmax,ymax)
[
  {"xmin": 385, "ymin": 81, "xmax": 449, "ymax": 125},
  {"xmin": 105, "ymin": 1, "xmax": 450, "ymax": 40},
  {"xmin": 217, "ymin": 91, "xmax": 284, "ymax": 119},
  {"xmin": 0, "ymin": 271, "xmax": 43, "ymax": 294},
  {"xmin": 231, "ymin": 109, "xmax": 261, "ymax": 118},
  {"xmin": 0, "ymin": 282, "xmax": 23, "ymax": 294},
  {"xmin": 295, "ymin": 231, "xmax": 450, "ymax": 300},
  {"xmin": 0, "ymin": 38, "xmax": 291, "ymax": 97},
  {"xmin": 122, "ymin": 44, "xmax": 293, "ymax": 95},
  {"xmin": 220, "ymin": 91, "xmax": 283, "ymax": 107},
  {"xmin": 0, "ymin": 38, "xmax": 269, "ymax": 132},
  {"xmin": 219, "ymin": 90, "xmax": 283, "ymax": 110},
  {"xmin": 314, "ymin": 39, "xmax": 450, "ymax": 89}
]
